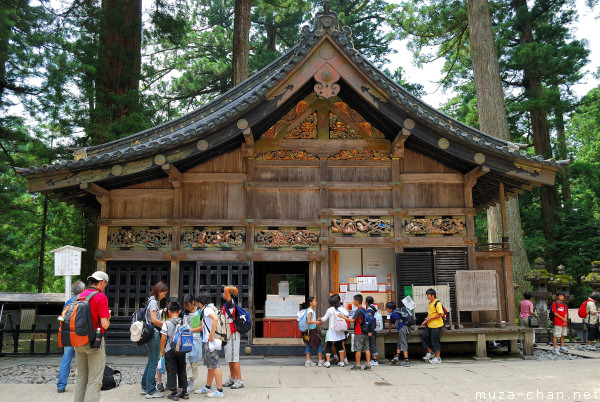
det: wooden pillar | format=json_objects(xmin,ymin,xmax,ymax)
[
  {"xmin": 318, "ymin": 260, "xmax": 330, "ymax": 318},
  {"xmin": 475, "ymin": 333, "xmax": 487, "ymax": 358},
  {"xmin": 463, "ymin": 185, "xmax": 477, "ymax": 270},
  {"xmin": 318, "ymin": 158, "xmax": 329, "ymax": 317},
  {"xmin": 522, "ymin": 329, "xmax": 534, "ymax": 356},
  {"xmin": 81, "ymin": 183, "xmax": 110, "ymax": 273},
  {"xmin": 170, "ymin": 260, "xmax": 180, "ymax": 297}
]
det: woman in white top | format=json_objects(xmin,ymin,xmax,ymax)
[{"xmin": 319, "ymin": 294, "xmax": 347, "ymax": 368}]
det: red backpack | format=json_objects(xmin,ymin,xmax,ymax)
[{"xmin": 578, "ymin": 299, "xmax": 592, "ymax": 319}]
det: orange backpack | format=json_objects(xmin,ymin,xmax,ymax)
[{"xmin": 58, "ymin": 291, "xmax": 99, "ymax": 347}]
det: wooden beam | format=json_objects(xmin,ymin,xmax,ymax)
[
  {"xmin": 80, "ymin": 182, "xmax": 109, "ymax": 199},
  {"xmin": 162, "ymin": 164, "xmax": 182, "ymax": 188},
  {"xmin": 181, "ymin": 173, "xmax": 247, "ymax": 183},
  {"xmin": 499, "ymin": 182, "xmax": 508, "ymax": 239},
  {"xmin": 464, "ymin": 166, "xmax": 490, "ymax": 188},
  {"xmin": 399, "ymin": 173, "xmax": 464, "ymax": 184},
  {"xmin": 391, "ymin": 129, "xmax": 410, "ymax": 158}
]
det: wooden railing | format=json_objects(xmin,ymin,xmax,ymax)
[
  {"xmin": 0, "ymin": 324, "xmax": 61, "ymax": 355},
  {"xmin": 476, "ymin": 242, "xmax": 510, "ymax": 251}
]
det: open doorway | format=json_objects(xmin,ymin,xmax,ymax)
[{"xmin": 253, "ymin": 261, "xmax": 309, "ymax": 337}]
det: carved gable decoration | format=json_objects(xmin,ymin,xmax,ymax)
[{"xmin": 257, "ymin": 92, "xmax": 388, "ymax": 160}]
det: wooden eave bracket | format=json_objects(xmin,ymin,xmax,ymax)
[
  {"xmin": 80, "ymin": 182, "xmax": 109, "ymax": 204},
  {"xmin": 162, "ymin": 164, "xmax": 182, "ymax": 188},
  {"xmin": 238, "ymin": 119, "xmax": 255, "ymax": 157},
  {"xmin": 464, "ymin": 166, "xmax": 490, "ymax": 188},
  {"xmin": 391, "ymin": 129, "xmax": 411, "ymax": 158}
]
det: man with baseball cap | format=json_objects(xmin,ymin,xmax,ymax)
[{"xmin": 74, "ymin": 271, "xmax": 111, "ymax": 402}]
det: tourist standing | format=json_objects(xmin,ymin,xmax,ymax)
[
  {"xmin": 340, "ymin": 294, "xmax": 371, "ymax": 371},
  {"xmin": 222, "ymin": 286, "xmax": 244, "ymax": 390},
  {"xmin": 519, "ymin": 291, "xmax": 536, "ymax": 344},
  {"xmin": 73, "ymin": 271, "xmax": 111, "ymax": 402},
  {"xmin": 584, "ymin": 292, "xmax": 600, "ymax": 350},
  {"xmin": 421, "ymin": 288, "xmax": 444, "ymax": 364},
  {"xmin": 319, "ymin": 294, "xmax": 347, "ymax": 368},
  {"xmin": 386, "ymin": 301, "xmax": 411, "ymax": 367},
  {"xmin": 57, "ymin": 280, "xmax": 85, "ymax": 393},
  {"xmin": 551, "ymin": 291, "xmax": 568, "ymax": 355},
  {"xmin": 365, "ymin": 296, "xmax": 379, "ymax": 366},
  {"xmin": 160, "ymin": 299, "xmax": 189, "ymax": 400},
  {"xmin": 303, "ymin": 297, "xmax": 323, "ymax": 367},
  {"xmin": 195, "ymin": 293, "xmax": 225, "ymax": 398},
  {"xmin": 142, "ymin": 281, "xmax": 169, "ymax": 398}
]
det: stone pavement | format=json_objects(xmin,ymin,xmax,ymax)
[{"xmin": 0, "ymin": 355, "xmax": 599, "ymax": 401}]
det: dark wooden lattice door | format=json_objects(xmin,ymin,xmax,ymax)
[
  {"xmin": 396, "ymin": 252, "xmax": 434, "ymax": 301},
  {"xmin": 434, "ymin": 248, "xmax": 469, "ymax": 322},
  {"xmin": 106, "ymin": 261, "xmax": 171, "ymax": 317}
]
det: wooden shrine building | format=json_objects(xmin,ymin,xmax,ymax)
[{"xmin": 17, "ymin": 10, "xmax": 559, "ymax": 353}]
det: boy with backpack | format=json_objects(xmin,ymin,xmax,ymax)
[
  {"xmin": 421, "ymin": 288, "xmax": 444, "ymax": 364},
  {"xmin": 365, "ymin": 296, "xmax": 381, "ymax": 366},
  {"xmin": 386, "ymin": 301, "xmax": 411, "ymax": 367},
  {"xmin": 551, "ymin": 291, "xmax": 568, "ymax": 355},
  {"xmin": 581, "ymin": 292, "xmax": 600, "ymax": 350},
  {"xmin": 339, "ymin": 294, "xmax": 373, "ymax": 371},
  {"xmin": 182, "ymin": 294, "xmax": 202, "ymax": 393},
  {"xmin": 195, "ymin": 293, "xmax": 225, "ymax": 398},
  {"xmin": 160, "ymin": 299, "xmax": 189, "ymax": 400},
  {"xmin": 222, "ymin": 286, "xmax": 244, "ymax": 390}
]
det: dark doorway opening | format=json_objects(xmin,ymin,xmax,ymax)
[{"xmin": 253, "ymin": 261, "xmax": 309, "ymax": 337}]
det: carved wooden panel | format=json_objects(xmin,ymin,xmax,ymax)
[
  {"xmin": 181, "ymin": 227, "xmax": 245, "ymax": 250},
  {"xmin": 330, "ymin": 217, "xmax": 392, "ymax": 237},
  {"xmin": 107, "ymin": 226, "xmax": 172, "ymax": 250},
  {"xmin": 402, "ymin": 216, "xmax": 465, "ymax": 236},
  {"xmin": 254, "ymin": 227, "xmax": 320, "ymax": 251}
]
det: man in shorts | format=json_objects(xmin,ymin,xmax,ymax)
[
  {"xmin": 421, "ymin": 288, "xmax": 444, "ymax": 364},
  {"xmin": 194, "ymin": 293, "xmax": 225, "ymax": 398}
]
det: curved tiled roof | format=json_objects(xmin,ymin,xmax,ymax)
[{"xmin": 16, "ymin": 10, "xmax": 559, "ymax": 177}]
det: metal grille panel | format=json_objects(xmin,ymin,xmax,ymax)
[{"xmin": 396, "ymin": 252, "xmax": 434, "ymax": 301}]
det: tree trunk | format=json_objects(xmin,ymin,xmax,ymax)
[
  {"xmin": 466, "ymin": 0, "xmax": 530, "ymax": 291},
  {"xmin": 38, "ymin": 195, "xmax": 49, "ymax": 292},
  {"xmin": 95, "ymin": 0, "xmax": 141, "ymax": 142},
  {"xmin": 232, "ymin": 0, "xmax": 251, "ymax": 87},
  {"xmin": 512, "ymin": 0, "xmax": 560, "ymax": 251},
  {"xmin": 555, "ymin": 108, "xmax": 571, "ymax": 206}
]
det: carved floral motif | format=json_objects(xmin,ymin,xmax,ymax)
[
  {"xmin": 285, "ymin": 112, "xmax": 317, "ymax": 139},
  {"xmin": 328, "ymin": 150, "xmax": 389, "ymax": 160},
  {"xmin": 108, "ymin": 226, "xmax": 172, "ymax": 250},
  {"xmin": 254, "ymin": 228, "xmax": 319, "ymax": 250},
  {"xmin": 403, "ymin": 217, "xmax": 465, "ymax": 236},
  {"xmin": 256, "ymin": 150, "xmax": 319, "ymax": 160},
  {"xmin": 330, "ymin": 217, "xmax": 392, "ymax": 237},
  {"xmin": 181, "ymin": 227, "xmax": 245, "ymax": 250}
]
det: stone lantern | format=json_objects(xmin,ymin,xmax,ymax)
[
  {"xmin": 526, "ymin": 257, "xmax": 552, "ymax": 329},
  {"xmin": 581, "ymin": 261, "xmax": 600, "ymax": 291},
  {"xmin": 549, "ymin": 264, "xmax": 574, "ymax": 302}
]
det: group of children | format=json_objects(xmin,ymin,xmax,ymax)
[
  {"xmin": 144, "ymin": 285, "xmax": 244, "ymax": 400},
  {"xmin": 301, "ymin": 293, "xmax": 414, "ymax": 370}
]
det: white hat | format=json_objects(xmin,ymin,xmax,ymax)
[
  {"xmin": 87, "ymin": 271, "xmax": 109, "ymax": 283},
  {"xmin": 130, "ymin": 321, "xmax": 143, "ymax": 342}
]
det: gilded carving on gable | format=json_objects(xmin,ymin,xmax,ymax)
[
  {"xmin": 328, "ymin": 150, "xmax": 389, "ymax": 160},
  {"xmin": 255, "ymin": 150, "xmax": 319, "ymax": 160}
]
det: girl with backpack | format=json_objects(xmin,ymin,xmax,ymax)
[
  {"xmin": 142, "ymin": 281, "xmax": 169, "ymax": 398},
  {"xmin": 319, "ymin": 294, "xmax": 347, "ymax": 368},
  {"xmin": 182, "ymin": 294, "xmax": 202, "ymax": 393},
  {"xmin": 160, "ymin": 299, "xmax": 189, "ymax": 400},
  {"xmin": 303, "ymin": 297, "xmax": 323, "ymax": 367}
]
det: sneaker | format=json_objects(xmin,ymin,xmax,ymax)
[
  {"xmin": 57, "ymin": 389, "xmax": 66, "ymax": 393},
  {"xmin": 429, "ymin": 357, "xmax": 442, "ymax": 364},
  {"xmin": 179, "ymin": 393, "xmax": 190, "ymax": 400},
  {"xmin": 317, "ymin": 360, "xmax": 324, "ymax": 367},
  {"xmin": 140, "ymin": 389, "xmax": 147, "ymax": 395},
  {"xmin": 343, "ymin": 358, "xmax": 348, "ymax": 364},
  {"xmin": 559, "ymin": 346, "xmax": 568, "ymax": 352},
  {"xmin": 186, "ymin": 380, "xmax": 194, "ymax": 393},
  {"xmin": 206, "ymin": 390, "xmax": 225, "ymax": 398},
  {"xmin": 324, "ymin": 361, "xmax": 331, "ymax": 368},
  {"xmin": 586, "ymin": 345, "xmax": 597, "ymax": 351},
  {"xmin": 231, "ymin": 380, "xmax": 244, "ymax": 389},
  {"xmin": 371, "ymin": 360, "xmax": 379, "ymax": 366},
  {"xmin": 364, "ymin": 365, "xmax": 372, "ymax": 370},
  {"xmin": 402, "ymin": 360, "xmax": 410, "ymax": 367},
  {"xmin": 223, "ymin": 379, "xmax": 235, "ymax": 387},
  {"xmin": 145, "ymin": 392, "xmax": 165, "ymax": 399},
  {"xmin": 156, "ymin": 383, "xmax": 165, "ymax": 393},
  {"xmin": 390, "ymin": 355, "xmax": 400, "ymax": 365},
  {"xmin": 423, "ymin": 352, "xmax": 435, "ymax": 360},
  {"xmin": 195, "ymin": 387, "xmax": 211, "ymax": 394},
  {"xmin": 338, "ymin": 362, "xmax": 345, "ymax": 367},
  {"xmin": 552, "ymin": 348, "xmax": 561, "ymax": 355},
  {"xmin": 305, "ymin": 361, "xmax": 316, "ymax": 367},
  {"xmin": 168, "ymin": 392, "xmax": 180, "ymax": 401},
  {"xmin": 351, "ymin": 365, "xmax": 361, "ymax": 371}
]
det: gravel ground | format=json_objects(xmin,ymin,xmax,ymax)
[{"xmin": 0, "ymin": 364, "xmax": 143, "ymax": 386}]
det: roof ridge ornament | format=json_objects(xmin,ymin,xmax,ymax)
[{"xmin": 300, "ymin": 2, "xmax": 353, "ymax": 44}]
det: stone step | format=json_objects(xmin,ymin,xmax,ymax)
[{"xmin": 536, "ymin": 344, "xmax": 600, "ymax": 359}]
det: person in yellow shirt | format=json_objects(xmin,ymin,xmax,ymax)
[{"xmin": 421, "ymin": 288, "xmax": 444, "ymax": 364}]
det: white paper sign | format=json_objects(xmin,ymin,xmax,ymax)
[
  {"xmin": 402, "ymin": 296, "xmax": 417, "ymax": 311},
  {"xmin": 52, "ymin": 246, "xmax": 84, "ymax": 276},
  {"xmin": 356, "ymin": 276, "xmax": 378, "ymax": 291}
]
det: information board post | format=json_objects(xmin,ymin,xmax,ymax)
[{"xmin": 50, "ymin": 245, "xmax": 86, "ymax": 302}]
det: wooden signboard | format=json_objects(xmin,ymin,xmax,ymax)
[{"xmin": 455, "ymin": 270, "xmax": 503, "ymax": 327}]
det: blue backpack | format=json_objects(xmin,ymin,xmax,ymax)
[
  {"xmin": 297, "ymin": 309, "xmax": 309, "ymax": 332},
  {"xmin": 360, "ymin": 308, "xmax": 377, "ymax": 333},
  {"xmin": 226, "ymin": 304, "xmax": 252, "ymax": 334},
  {"xmin": 170, "ymin": 319, "xmax": 193, "ymax": 354}
]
